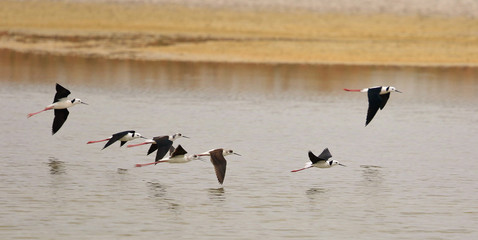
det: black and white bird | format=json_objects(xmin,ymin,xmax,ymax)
[
  {"xmin": 27, "ymin": 83, "xmax": 87, "ymax": 134},
  {"xmin": 291, "ymin": 148, "xmax": 345, "ymax": 172},
  {"xmin": 198, "ymin": 148, "xmax": 241, "ymax": 185},
  {"xmin": 86, "ymin": 130, "xmax": 146, "ymax": 149},
  {"xmin": 135, "ymin": 144, "xmax": 202, "ymax": 167},
  {"xmin": 128, "ymin": 133, "xmax": 189, "ymax": 161},
  {"xmin": 344, "ymin": 86, "xmax": 401, "ymax": 126}
]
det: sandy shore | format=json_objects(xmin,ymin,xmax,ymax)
[{"xmin": 1, "ymin": 0, "xmax": 478, "ymax": 66}]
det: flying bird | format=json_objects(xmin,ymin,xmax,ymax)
[
  {"xmin": 344, "ymin": 86, "xmax": 401, "ymax": 126},
  {"xmin": 135, "ymin": 144, "xmax": 202, "ymax": 167},
  {"xmin": 198, "ymin": 148, "xmax": 241, "ymax": 184},
  {"xmin": 27, "ymin": 83, "xmax": 87, "ymax": 134},
  {"xmin": 127, "ymin": 133, "xmax": 188, "ymax": 160},
  {"xmin": 86, "ymin": 130, "xmax": 146, "ymax": 149},
  {"xmin": 291, "ymin": 148, "xmax": 345, "ymax": 172}
]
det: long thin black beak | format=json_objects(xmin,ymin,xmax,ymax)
[
  {"xmin": 81, "ymin": 102, "xmax": 89, "ymax": 105},
  {"xmin": 395, "ymin": 90, "xmax": 402, "ymax": 93},
  {"xmin": 140, "ymin": 136, "xmax": 147, "ymax": 139},
  {"xmin": 182, "ymin": 136, "xmax": 190, "ymax": 139},
  {"xmin": 338, "ymin": 163, "xmax": 346, "ymax": 167},
  {"xmin": 234, "ymin": 153, "xmax": 242, "ymax": 156}
]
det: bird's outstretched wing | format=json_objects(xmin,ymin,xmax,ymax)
[
  {"xmin": 147, "ymin": 136, "xmax": 168, "ymax": 155},
  {"xmin": 170, "ymin": 144, "xmax": 188, "ymax": 158},
  {"xmin": 54, "ymin": 83, "xmax": 71, "ymax": 103},
  {"xmin": 154, "ymin": 138, "xmax": 173, "ymax": 161},
  {"xmin": 103, "ymin": 131, "xmax": 131, "ymax": 149},
  {"xmin": 379, "ymin": 92, "xmax": 390, "ymax": 110},
  {"xmin": 210, "ymin": 149, "xmax": 227, "ymax": 184},
  {"xmin": 308, "ymin": 148, "xmax": 332, "ymax": 164},
  {"xmin": 52, "ymin": 109, "xmax": 69, "ymax": 135},
  {"xmin": 366, "ymin": 87, "xmax": 383, "ymax": 126},
  {"xmin": 308, "ymin": 151, "xmax": 321, "ymax": 164},
  {"xmin": 317, "ymin": 148, "xmax": 332, "ymax": 160}
]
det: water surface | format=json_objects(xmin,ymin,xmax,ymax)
[{"xmin": 1, "ymin": 50, "xmax": 478, "ymax": 239}]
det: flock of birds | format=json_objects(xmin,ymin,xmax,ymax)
[{"xmin": 27, "ymin": 83, "xmax": 401, "ymax": 184}]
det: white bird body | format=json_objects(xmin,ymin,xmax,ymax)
[
  {"xmin": 358, "ymin": 86, "xmax": 398, "ymax": 94},
  {"xmin": 46, "ymin": 98, "xmax": 85, "ymax": 110},
  {"xmin": 302, "ymin": 160, "xmax": 337, "ymax": 169},
  {"xmin": 134, "ymin": 144, "xmax": 200, "ymax": 167},
  {"xmin": 118, "ymin": 132, "xmax": 142, "ymax": 142},
  {"xmin": 160, "ymin": 154, "xmax": 202, "ymax": 164}
]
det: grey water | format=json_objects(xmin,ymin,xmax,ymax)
[{"xmin": 1, "ymin": 50, "xmax": 478, "ymax": 239}]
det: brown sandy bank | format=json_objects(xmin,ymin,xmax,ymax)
[{"xmin": 1, "ymin": 0, "xmax": 478, "ymax": 66}]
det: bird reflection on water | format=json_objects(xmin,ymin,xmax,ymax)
[
  {"xmin": 208, "ymin": 187, "xmax": 226, "ymax": 202},
  {"xmin": 360, "ymin": 165, "xmax": 383, "ymax": 184},
  {"xmin": 47, "ymin": 157, "xmax": 66, "ymax": 175},
  {"xmin": 147, "ymin": 181, "xmax": 167, "ymax": 198},
  {"xmin": 146, "ymin": 181, "xmax": 182, "ymax": 212},
  {"xmin": 306, "ymin": 187, "xmax": 328, "ymax": 198}
]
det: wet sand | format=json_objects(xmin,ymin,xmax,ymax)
[{"xmin": 1, "ymin": 0, "xmax": 478, "ymax": 66}]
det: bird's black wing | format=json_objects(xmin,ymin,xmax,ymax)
[
  {"xmin": 308, "ymin": 151, "xmax": 321, "ymax": 164},
  {"xmin": 102, "ymin": 131, "xmax": 131, "ymax": 149},
  {"xmin": 317, "ymin": 148, "xmax": 332, "ymax": 160},
  {"xmin": 54, "ymin": 83, "xmax": 71, "ymax": 103},
  {"xmin": 366, "ymin": 87, "xmax": 383, "ymax": 126},
  {"xmin": 147, "ymin": 136, "xmax": 168, "ymax": 155},
  {"xmin": 147, "ymin": 144, "xmax": 158, "ymax": 155},
  {"xmin": 52, "ymin": 109, "xmax": 69, "ymax": 135},
  {"xmin": 210, "ymin": 149, "xmax": 227, "ymax": 184},
  {"xmin": 380, "ymin": 92, "xmax": 390, "ymax": 110},
  {"xmin": 170, "ymin": 144, "xmax": 188, "ymax": 158},
  {"xmin": 154, "ymin": 138, "xmax": 173, "ymax": 161}
]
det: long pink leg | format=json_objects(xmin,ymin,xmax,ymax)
[
  {"xmin": 343, "ymin": 88, "xmax": 361, "ymax": 92},
  {"xmin": 135, "ymin": 160, "xmax": 167, "ymax": 167},
  {"xmin": 86, "ymin": 138, "xmax": 111, "ymax": 144},
  {"xmin": 127, "ymin": 142, "xmax": 152, "ymax": 148},
  {"xmin": 291, "ymin": 166, "xmax": 313, "ymax": 172},
  {"xmin": 27, "ymin": 107, "xmax": 53, "ymax": 118}
]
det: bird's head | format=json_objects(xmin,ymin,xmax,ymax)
[
  {"xmin": 71, "ymin": 98, "xmax": 88, "ymax": 105},
  {"xmin": 387, "ymin": 86, "xmax": 402, "ymax": 93},
  {"xmin": 223, "ymin": 149, "xmax": 241, "ymax": 157},
  {"xmin": 171, "ymin": 133, "xmax": 189, "ymax": 141},
  {"xmin": 331, "ymin": 160, "xmax": 346, "ymax": 167},
  {"xmin": 133, "ymin": 132, "xmax": 146, "ymax": 139}
]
